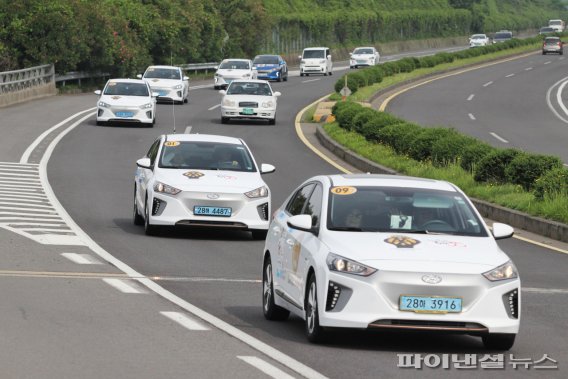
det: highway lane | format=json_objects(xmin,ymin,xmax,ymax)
[{"xmin": 385, "ymin": 51, "xmax": 568, "ymax": 164}]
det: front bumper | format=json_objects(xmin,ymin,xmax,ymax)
[
  {"xmin": 350, "ymin": 59, "xmax": 375, "ymax": 67},
  {"xmin": 148, "ymin": 190, "xmax": 270, "ymax": 230},
  {"xmin": 97, "ymin": 106, "xmax": 154, "ymax": 124},
  {"xmin": 300, "ymin": 65, "xmax": 327, "ymax": 74},
  {"xmin": 221, "ymin": 106, "xmax": 276, "ymax": 120},
  {"xmin": 150, "ymin": 86, "xmax": 184, "ymax": 102},
  {"xmin": 315, "ymin": 269, "xmax": 520, "ymax": 335},
  {"xmin": 255, "ymin": 70, "xmax": 281, "ymax": 80}
]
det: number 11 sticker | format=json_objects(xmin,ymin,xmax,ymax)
[{"xmin": 330, "ymin": 186, "xmax": 357, "ymax": 195}]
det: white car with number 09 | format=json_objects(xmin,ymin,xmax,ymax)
[
  {"xmin": 134, "ymin": 133, "xmax": 275, "ymax": 239},
  {"xmin": 262, "ymin": 174, "xmax": 520, "ymax": 350}
]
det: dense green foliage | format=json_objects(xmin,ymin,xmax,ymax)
[{"xmin": 0, "ymin": 0, "xmax": 566, "ymax": 75}]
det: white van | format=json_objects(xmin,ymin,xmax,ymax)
[
  {"xmin": 299, "ymin": 47, "xmax": 333, "ymax": 76},
  {"xmin": 548, "ymin": 19, "xmax": 565, "ymax": 32}
]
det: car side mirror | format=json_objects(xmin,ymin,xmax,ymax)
[
  {"xmin": 94, "ymin": 90, "xmax": 101, "ymax": 96},
  {"xmin": 136, "ymin": 157, "xmax": 152, "ymax": 169},
  {"xmin": 287, "ymin": 214, "xmax": 314, "ymax": 233},
  {"xmin": 218, "ymin": 90, "xmax": 226, "ymax": 95},
  {"xmin": 136, "ymin": 74, "xmax": 142, "ymax": 79},
  {"xmin": 260, "ymin": 163, "xmax": 275, "ymax": 174},
  {"xmin": 327, "ymin": 55, "xmax": 331, "ymax": 59},
  {"xmin": 273, "ymin": 91, "xmax": 281, "ymax": 97},
  {"xmin": 492, "ymin": 223, "xmax": 514, "ymax": 240},
  {"xmin": 349, "ymin": 53, "xmax": 353, "ymax": 56},
  {"xmin": 298, "ymin": 55, "xmax": 302, "ymax": 60},
  {"xmin": 152, "ymin": 92, "xmax": 160, "ymax": 98},
  {"xmin": 214, "ymin": 66, "xmax": 219, "ymax": 70},
  {"xmin": 183, "ymin": 76, "xmax": 189, "ymax": 81}
]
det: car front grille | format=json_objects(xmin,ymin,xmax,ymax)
[
  {"xmin": 326, "ymin": 281, "xmax": 342, "ymax": 311},
  {"xmin": 503, "ymin": 289, "xmax": 519, "ymax": 319},
  {"xmin": 239, "ymin": 102, "xmax": 258, "ymax": 108},
  {"xmin": 257, "ymin": 203, "xmax": 269, "ymax": 221}
]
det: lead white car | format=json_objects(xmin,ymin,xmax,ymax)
[
  {"xmin": 262, "ymin": 174, "xmax": 520, "ymax": 350},
  {"xmin": 219, "ymin": 80, "xmax": 281, "ymax": 125},
  {"xmin": 138, "ymin": 65, "xmax": 189, "ymax": 104},
  {"xmin": 95, "ymin": 78, "xmax": 156, "ymax": 126},
  {"xmin": 214, "ymin": 59, "xmax": 257, "ymax": 90},
  {"xmin": 134, "ymin": 133, "xmax": 275, "ymax": 239},
  {"xmin": 469, "ymin": 34, "xmax": 490, "ymax": 47},
  {"xmin": 349, "ymin": 46, "xmax": 380, "ymax": 68}
]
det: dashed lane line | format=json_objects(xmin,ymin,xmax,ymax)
[
  {"xmin": 490, "ymin": 132, "xmax": 509, "ymax": 143},
  {"xmin": 161, "ymin": 311, "xmax": 210, "ymax": 331},
  {"xmin": 238, "ymin": 356, "xmax": 296, "ymax": 379}
]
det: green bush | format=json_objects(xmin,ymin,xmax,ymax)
[
  {"xmin": 430, "ymin": 131, "xmax": 473, "ymax": 167},
  {"xmin": 460, "ymin": 141, "xmax": 496, "ymax": 173},
  {"xmin": 334, "ymin": 102, "xmax": 364, "ymax": 130},
  {"xmin": 351, "ymin": 107, "xmax": 378, "ymax": 134},
  {"xmin": 533, "ymin": 167, "xmax": 568, "ymax": 200},
  {"xmin": 407, "ymin": 127, "xmax": 457, "ymax": 162},
  {"xmin": 474, "ymin": 149, "xmax": 522, "ymax": 183},
  {"xmin": 505, "ymin": 153, "xmax": 563, "ymax": 191},
  {"xmin": 377, "ymin": 122, "xmax": 422, "ymax": 154}
]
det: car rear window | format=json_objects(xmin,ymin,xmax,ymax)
[
  {"xmin": 495, "ymin": 32, "xmax": 512, "ymax": 39},
  {"xmin": 219, "ymin": 61, "xmax": 250, "ymax": 70}
]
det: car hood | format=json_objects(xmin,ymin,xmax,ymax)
[
  {"xmin": 155, "ymin": 169, "xmax": 265, "ymax": 193},
  {"xmin": 99, "ymin": 95, "xmax": 151, "ymax": 106},
  {"xmin": 351, "ymin": 54, "xmax": 375, "ymax": 59},
  {"xmin": 322, "ymin": 231, "xmax": 509, "ymax": 273},
  {"xmin": 224, "ymin": 94, "xmax": 274, "ymax": 102},
  {"xmin": 145, "ymin": 78, "xmax": 183, "ymax": 87},
  {"xmin": 216, "ymin": 69, "xmax": 251, "ymax": 76},
  {"xmin": 254, "ymin": 64, "xmax": 280, "ymax": 69}
]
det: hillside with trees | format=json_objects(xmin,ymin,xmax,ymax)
[{"xmin": 0, "ymin": 0, "xmax": 565, "ymax": 76}]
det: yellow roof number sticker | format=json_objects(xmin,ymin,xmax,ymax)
[
  {"xmin": 330, "ymin": 186, "xmax": 357, "ymax": 195},
  {"xmin": 164, "ymin": 141, "xmax": 180, "ymax": 147}
]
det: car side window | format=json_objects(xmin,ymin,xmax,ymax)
[
  {"xmin": 147, "ymin": 139, "xmax": 161, "ymax": 166},
  {"xmin": 304, "ymin": 184, "xmax": 323, "ymax": 227},
  {"xmin": 286, "ymin": 184, "xmax": 315, "ymax": 216}
]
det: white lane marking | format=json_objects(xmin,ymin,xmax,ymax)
[
  {"xmin": 238, "ymin": 356, "xmax": 296, "ymax": 379},
  {"xmin": 39, "ymin": 109, "xmax": 329, "ymax": 379},
  {"xmin": 505, "ymin": 73, "xmax": 515, "ymax": 77},
  {"xmin": 490, "ymin": 132, "xmax": 509, "ymax": 143},
  {"xmin": 467, "ymin": 94, "xmax": 475, "ymax": 101},
  {"xmin": 302, "ymin": 79, "xmax": 321, "ymax": 83},
  {"xmin": 0, "ymin": 196, "xmax": 49, "ymax": 204},
  {"xmin": 0, "ymin": 168, "xmax": 38, "ymax": 174},
  {"xmin": 483, "ymin": 81, "xmax": 493, "ymax": 87},
  {"xmin": 0, "ymin": 213, "xmax": 60, "ymax": 218},
  {"xmin": 0, "ymin": 182, "xmax": 42, "ymax": 188},
  {"xmin": 189, "ymin": 84, "xmax": 215, "ymax": 90},
  {"xmin": 103, "ymin": 278, "xmax": 145, "ymax": 294},
  {"xmin": 208, "ymin": 104, "xmax": 221, "ymax": 111},
  {"xmin": 0, "ymin": 162, "xmax": 38, "ymax": 167},
  {"xmin": 555, "ymin": 79, "xmax": 568, "ymax": 120},
  {"xmin": 19, "ymin": 227, "xmax": 72, "ymax": 233},
  {"xmin": 525, "ymin": 67, "xmax": 533, "ymax": 71},
  {"xmin": 523, "ymin": 288, "xmax": 568, "ymax": 294},
  {"xmin": 160, "ymin": 311, "xmax": 210, "ymax": 331},
  {"xmin": 546, "ymin": 76, "xmax": 568, "ymax": 123},
  {"xmin": 468, "ymin": 113, "xmax": 476, "ymax": 120},
  {"xmin": 544, "ymin": 61, "xmax": 552, "ymax": 65},
  {"xmin": 61, "ymin": 253, "xmax": 102, "ymax": 265},
  {"xmin": 20, "ymin": 108, "xmax": 96, "ymax": 164},
  {"xmin": 0, "ymin": 194, "xmax": 48, "ymax": 201},
  {"xmin": 0, "ymin": 201, "xmax": 53, "ymax": 208},
  {"xmin": 149, "ymin": 275, "xmax": 260, "ymax": 283},
  {"xmin": 0, "ymin": 207, "xmax": 56, "ymax": 214}
]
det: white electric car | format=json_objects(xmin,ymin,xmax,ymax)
[
  {"xmin": 349, "ymin": 47, "xmax": 380, "ymax": 68},
  {"xmin": 214, "ymin": 59, "xmax": 257, "ymax": 90},
  {"xmin": 94, "ymin": 79, "xmax": 156, "ymax": 126},
  {"xmin": 138, "ymin": 65, "xmax": 189, "ymax": 104}
]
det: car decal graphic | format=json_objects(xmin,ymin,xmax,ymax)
[
  {"xmin": 183, "ymin": 171, "xmax": 204, "ymax": 179},
  {"xmin": 111, "ymin": 96, "xmax": 121, "ymax": 100},
  {"xmin": 432, "ymin": 239, "xmax": 467, "ymax": 248},
  {"xmin": 217, "ymin": 174, "xmax": 237, "ymax": 180},
  {"xmin": 385, "ymin": 235, "xmax": 420, "ymax": 248},
  {"xmin": 164, "ymin": 141, "xmax": 180, "ymax": 147},
  {"xmin": 330, "ymin": 186, "xmax": 357, "ymax": 195}
]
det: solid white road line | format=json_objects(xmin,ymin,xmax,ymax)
[
  {"xmin": 483, "ymin": 81, "xmax": 493, "ymax": 87},
  {"xmin": 523, "ymin": 288, "xmax": 568, "ymax": 294},
  {"xmin": 103, "ymin": 278, "xmax": 145, "ymax": 294},
  {"xmin": 490, "ymin": 132, "xmax": 509, "ymax": 143},
  {"xmin": 208, "ymin": 104, "xmax": 221, "ymax": 111},
  {"xmin": 160, "ymin": 311, "xmax": 210, "ymax": 331},
  {"xmin": 61, "ymin": 253, "xmax": 102, "ymax": 265},
  {"xmin": 467, "ymin": 94, "xmax": 475, "ymax": 101},
  {"xmin": 238, "ymin": 356, "xmax": 296, "ymax": 379},
  {"xmin": 544, "ymin": 61, "xmax": 552, "ymax": 65},
  {"xmin": 505, "ymin": 73, "xmax": 515, "ymax": 77},
  {"xmin": 468, "ymin": 113, "xmax": 476, "ymax": 120},
  {"xmin": 302, "ymin": 79, "xmax": 321, "ymax": 83},
  {"xmin": 525, "ymin": 67, "xmax": 533, "ymax": 71},
  {"xmin": 0, "ymin": 201, "xmax": 53, "ymax": 208}
]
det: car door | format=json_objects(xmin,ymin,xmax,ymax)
[{"xmin": 137, "ymin": 138, "xmax": 161, "ymax": 213}]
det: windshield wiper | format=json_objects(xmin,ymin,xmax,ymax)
[{"xmin": 328, "ymin": 226, "xmax": 364, "ymax": 232}]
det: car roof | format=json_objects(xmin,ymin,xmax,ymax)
[
  {"xmin": 324, "ymin": 174, "xmax": 458, "ymax": 192},
  {"xmin": 146, "ymin": 65, "xmax": 179, "ymax": 70},
  {"xmin": 545, "ymin": 36, "xmax": 561, "ymax": 40},
  {"xmin": 255, "ymin": 54, "xmax": 280, "ymax": 57},
  {"xmin": 221, "ymin": 58, "xmax": 251, "ymax": 62},
  {"xmin": 229, "ymin": 79, "xmax": 271, "ymax": 84},
  {"xmin": 162, "ymin": 133, "xmax": 244, "ymax": 144},
  {"xmin": 303, "ymin": 47, "xmax": 329, "ymax": 50},
  {"xmin": 471, "ymin": 34, "xmax": 487, "ymax": 37},
  {"xmin": 354, "ymin": 46, "xmax": 375, "ymax": 49},
  {"xmin": 107, "ymin": 78, "xmax": 146, "ymax": 84}
]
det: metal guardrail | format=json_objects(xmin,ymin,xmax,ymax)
[
  {"xmin": 55, "ymin": 71, "xmax": 109, "ymax": 86},
  {"xmin": 179, "ymin": 62, "xmax": 219, "ymax": 74},
  {"xmin": 0, "ymin": 64, "xmax": 55, "ymax": 94}
]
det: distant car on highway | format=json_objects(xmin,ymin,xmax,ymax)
[
  {"xmin": 134, "ymin": 133, "xmax": 275, "ymax": 238},
  {"xmin": 542, "ymin": 36, "xmax": 564, "ymax": 55},
  {"xmin": 539, "ymin": 26, "xmax": 556, "ymax": 35},
  {"xmin": 469, "ymin": 34, "xmax": 490, "ymax": 47},
  {"xmin": 137, "ymin": 65, "xmax": 189, "ymax": 104},
  {"xmin": 94, "ymin": 79, "xmax": 156, "ymax": 126},
  {"xmin": 299, "ymin": 47, "xmax": 333, "ymax": 76},
  {"xmin": 349, "ymin": 46, "xmax": 380, "ymax": 68},
  {"xmin": 493, "ymin": 30, "xmax": 513, "ymax": 43},
  {"xmin": 252, "ymin": 55, "xmax": 288, "ymax": 82},
  {"xmin": 548, "ymin": 19, "xmax": 565, "ymax": 32},
  {"xmin": 214, "ymin": 59, "xmax": 257, "ymax": 90},
  {"xmin": 219, "ymin": 80, "xmax": 281, "ymax": 125},
  {"xmin": 262, "ymin": 174, "xmax": 520, "ymax": 350}
]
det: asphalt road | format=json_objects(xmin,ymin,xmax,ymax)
[{"xmin": 1, "ymin": 49, "xmax": 567, "ymax": 378}]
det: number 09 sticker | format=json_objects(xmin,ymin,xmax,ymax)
[
  {"xmin": 330, "ymin": 186, "xmax": 357, "ymax": 195},
  {"xmin": 164, "ymin": 141, "xmax": 180, "ymax": 147}
]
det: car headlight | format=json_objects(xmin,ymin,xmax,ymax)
[
  {"xmin": 173, "ymin": 84, "xmax": 182, "ymax": 89},
  {"xmin": 154, "ymin": 181, "xmax": 181, "ymax": 195},
  {"xmin": 319, "ymin": 60, "xmax": 326, "ymax": 64},
  {"xmin": 244, "ymin": 186, "xmax": 268, "ymax": 198},
  {"xmin": 140, "ymin": 103, "xmax": 153, "ymax": 109},
  {"xmin": 261, "ymin": 100, "xmax": 274, "ymax": 108},
  {"xmin": 483, "ymin": 261, "xmax": 518, "ymax": 281},
  {"xmin": 98, "ymin": 101, "xmax": 111, "ymax": 108},
  {"xmin": 222, "ymin": 98, "xmax": 236, "ymax": 107},
  {"xmin": 326, "ymin": 253, "xmax": 377, "ymax": 276}
]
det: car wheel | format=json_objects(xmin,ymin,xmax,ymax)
[
  {"xmin": 329, "ymin": 71, "xmax": 333, "ymax": 76},
  {"xmin": 268, "ymin": 117, "xmax": 276, "ymax": 126},
  {"xmin": 263, "ymin": 255, "xmax": 290, "ymax": 321},
  {"xmin": 214, "ymin": 85, "xmax": 220, "ymax": 90},
  {"xmin": 482, "ymin": 333, "xmax": 516, "ymax": 351},
  {"xmin": 277, "ymin": 71, "xmax": 283, "ymax": 82},
  {"xmin": 252, "ymin": 229, "xmax": 268, "ymax": 240},
  {"xmin": 133, "ymin": 185, "xmax": 144, "ymax": 226},
  {"xmin": 144, "ymin": 197, "xmax": 160, "ymax": 236},
  {"xmin": 300, "ymin": 72, "xmax": 304, "ymax": 77},
  {"xmin": 305, "ymin": 274, "xmax": 326, "ymax": 343},
  {"xmin": 96, "ymin": 120, "xmax": 104, "ymax": 126},
  {"xmin": 184, "ymin": 97, "xmax": 188, "ymax": 104},
  {"xmin": 283, "ymin": 73, "xmax": 288, "ymax": 82},
  {"xmin": 561, "ymin": 51, "xmax": 564, "ymax": 55},
  {"xmin": 542, "ymin": 51, "xmax": 546, "ymax": 55},
  {"xmin": 221, "ymin": 117, "xmax": 229, "ymax": 124}
]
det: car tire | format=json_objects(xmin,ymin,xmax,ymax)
[
  {"xmin": 144, "ymin": 197, "xmax": 160, "ymax": 236},
  {"xmin": 262, "ymin": 256, "xmax": 291, "ymax": 321},
  {"xmin": 184, "ymin": 97, "xmax": 188, "ymax": 104},
  {"xmin": 300, "ymin": 72, "xmax": 304, "ymax": 77},
  {"xmin": 133, "ymin": 185, "xmax": 144, "ymax": 226},
  {"xmin": 214, "ymin": 85, "xmax": 220, "ymax": 90},
  {"xmin": 277, "ymin": 71, "xmax": 283, "ymax": 82},
  {"xmin": 542, "ymin": 51, "xmax": 546, "ymax": 55},
  {"xmin": 329, "ymin": 71, "xmax": 333, "ymax": 76},
  {"xmin": 252, "ymin": 229, "xmax": 268, "ymax": 240},
  {"xmin": 221, "ymin": 117, "xmax": 229, "ymax": 124},
  {"xmin": 305, "ymin": 274, "xmax": 327, "ymax": 343},
  {"xmin": 283, "ymin": 73, "xmax": 288, "ymax": 82},
  {"xmin": 268, "ymin": 117, "xmax": 276, "ymax": 126},
  {"xmin": 482, "ymin": 333, "xmax": 516, "ymax": 351},
  {"xmin": 96, "ymin": 120, "xmax": 104, "ymax": 126}
]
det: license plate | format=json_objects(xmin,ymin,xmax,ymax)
[
  {"xmin": 242, "ymin": 108, "xmax": 255, "ymax": 115},
  {"xmin": 193, "ymin": 206, "xmax": 232, "ymax": 217},
  {"xmin": 400, "ymin": 296, "xmax": 462, "ymax": 313},
  {"xmin": 158, "ymin": 90, "xmax": 168, "ymax": 96},
  {"xmin": 115, "ymin": 111, "xmax": 133, "ymax": 118}
]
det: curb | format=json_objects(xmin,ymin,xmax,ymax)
[{"xmin": 315, "ymin": 124, "xmax": 568, "ymax": 243}]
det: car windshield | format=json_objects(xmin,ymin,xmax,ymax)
[
  {"xmin": 495, "ymin": 32, "xmax": 512, "ymax": 39},
  {"xmin": 303, "ymin": 50, "xmax": 325, "ymax": 59},
  {"xmin": 219, "ymin": 61, "xmax": 250, "ymax": 70},
  {"xmin": 226, "ymin": 82, "xmax": 272, "ymax": 96},
  {"xmin": 254, "ymin": 56, "xmax": 279, "ymax": 64},
  {"xmin": 144, "ymin": 68, "xmax": 180, "ymax": 80},
  {"xmin": 159, "ymin": 141, "xmax": 256, "ymax": 172},
  {"xmin": 353, "ymin": 48, "xmax": 374, "ymax": 54},
  {"xmin": 103, "ymin": 82, "xmax": 149, "ymax": 96},
  {"xmin": 471, "ymin": 35, "xmax": 485, "ymax": 39},
  {"xmin": 326, "ymin": 186, "xmax": 488, "ymax": 236},
  {"xmin": 550, "ymin": 20, "xmax": 562, "ymax": 25}
]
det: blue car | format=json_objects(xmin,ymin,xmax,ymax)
[{"xmin": 252, "ymin": 55, "xmax": 288, "ymax": 82}]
